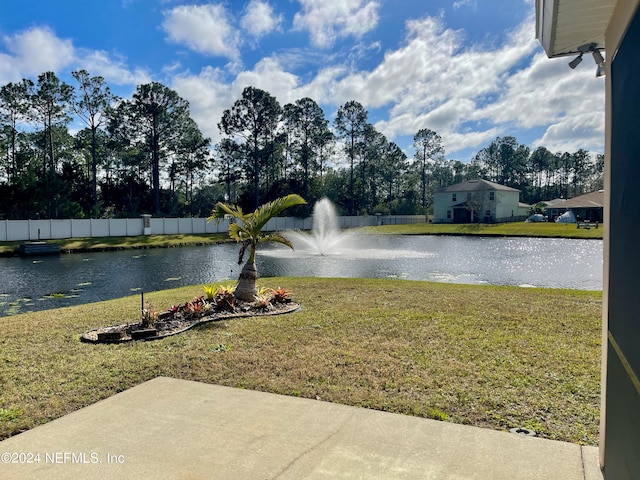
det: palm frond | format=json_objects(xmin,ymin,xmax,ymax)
[
  {"xmin": 227, "ymin": 222, "xmax": 249, "ymax": 242},
  {"xmin": 250, "ymin": 194, "xmax": 307, "ymax": 232},
  {"xmin": 257, "ymin": 234, "xmax": 294, "ymax": 250},
  {"xmin": 207, "ymin": 202, "xmax": 245, "ymax": 223},
  {"xmin": 208, "ymin": 195, "xmax": 305, "ymax": 267}
]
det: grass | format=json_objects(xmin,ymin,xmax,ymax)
[
  {"xmin": 361, "ymin": 222, "xmax": 603, "ymax": 239},
  {"xmin": 0, "ymin": 278, "xmax": 601, "ymax": 445},
  {"xmin": 0, "ymin": 233, "xmax": 229, "ymax": 256}
]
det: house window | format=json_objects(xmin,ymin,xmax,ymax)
[
  {"xmin": 447, "ymin": 210, "xmax": 451, "ymax": 219},
  {"xmin": 489, "ymin": 191, "xmax": 495, "ymax": 201},
  {"xmin": 485, "ymin": 210, "xmax": 491, "ymax": 217},
  {"xmin": 452, "ymin": 194, "xmax": 456, "ymax": 202}
]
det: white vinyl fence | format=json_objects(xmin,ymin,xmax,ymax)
[{"xmin": 0, "ymin": 215, "xmax": 427, "ymax": 242}]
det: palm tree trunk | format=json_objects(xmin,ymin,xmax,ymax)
[{"xmin": 235, "ymin": 261, "xmax": 258, "ymax": 301}]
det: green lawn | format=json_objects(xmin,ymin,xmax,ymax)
[
  {"xmin": 361, "ymin": 221, "xmax": 603, "ymax": 238},
  {"xmin": 0, "ymin": 278, "xmax": 602, "ymax": 445},
  {"xmin": 0, "ymin": 233, "xmax": 229, "ymax": 256}
]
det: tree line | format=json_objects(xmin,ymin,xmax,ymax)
[{"xmin": 0, "ymin": 71, "xmax": 603, "ymax": 219}]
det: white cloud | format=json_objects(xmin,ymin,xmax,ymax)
[
  {"xmin": 79, "ymin": 50, "xmax": 152, "ymax": 86},
  {"xmin": 307, "ymin": 15, "xmax": 538, "ymax": 154},
  {"xmin": 295, "ymin": 64, "xmax": 349, "ymax": 105},
  {"xmin": 0, "ymin": 53, "xmax": 19, "ymax": 85},
  {"xmin": 327, "ymin": 16, "xmax": 467, "ymax": 109},
  {"xmin": 241, "ymin": 0, "xmax": 283, "ymax": 39},
  {"xmin": 442, "ymin": 128, "xmax": 502, "ymax": 153},
  {"xmin": 171, "ymin": 66, "xmax": 233, "ymax": 143},
  {"xmin": 293, "ymin": 0, "xmax": 380, "ymax": 48},
  {"xmin": 233, "ymin": 58, "xmax": 300, "ymax": 104},
  {"xmin": 1, "ymin": 26, "xmax": 74, "ymax": 82},
  {"xmin": 472, "ymin": 52, "xmax": 605, "ymax": 152},
  {"xmin": 170, "ymin": 7, "xmax": 603, "ymax": 159},
  {"xmin": 535, "ymin": 112, "xmax": 604, "ymax": 153},
  {"xmin": 453, "ymin": 0, "xmax": 477, "ymax": 10},
  {"xmin": 172, "ymin": 57, "xmax": 303, "ymax": 145},
  {"xmin": 0, "ymin": 26, "xmax": 153, "ymax": 91},
  {"xmin": 0, "ymin": 1, "xmax": 605, "ymax": 165},
  {"xmin": 162, "ymin": 4, "xmax": 241, "ymax": 59}
]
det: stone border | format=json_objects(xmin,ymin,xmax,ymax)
[{"xmin": 80, "ymin": 302, "xmax": 300, "ymax": 344}]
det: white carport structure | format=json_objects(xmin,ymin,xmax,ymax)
[{"xmin": 537, "ymin": 1, "xmax": 640, "ymax": 479}]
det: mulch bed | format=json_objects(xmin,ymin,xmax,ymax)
[{"xmin": 80, "ymin": 301, "xmax": 300, "ymax": 344}]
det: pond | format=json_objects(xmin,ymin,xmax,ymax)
[{"xmin": 0, "ymin": 235, "xmax": 602, "ymax": 317}]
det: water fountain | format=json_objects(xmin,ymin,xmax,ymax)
[{"xmin": 288, "ymin": 198, "xmax": 351, "ymax": 255}]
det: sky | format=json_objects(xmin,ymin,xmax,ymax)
[{"xmin": 0, "ymin": 0, "xmax": 605, "ymax": 163}]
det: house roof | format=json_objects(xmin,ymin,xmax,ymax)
[
  {"xmin": 535, "ymin": 0, "xmax": 617, "ymax": 58},
  {"xmin": 551, "ymin": 190, "xmax": 604, "ymax": 209},
  {"xmin": 542, "ymin": 198, "xmax": 567, "ymax": 206},
  {"xmin": 436, "ymin": 179, "xmax": 520, "ymax": 194}
]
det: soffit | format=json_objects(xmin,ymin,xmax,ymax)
[{"xmin": 536, "ymin": 0, "xmax": 617, "ymax": 57}]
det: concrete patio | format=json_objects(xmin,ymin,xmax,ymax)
[{"xmin": 0, "ymin": 377, "xmax": 603, "ymax": 479}]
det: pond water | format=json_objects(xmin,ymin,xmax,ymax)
[{"xmin": 0, "ymin": 235, "xmax": 602, "ymax": 317}]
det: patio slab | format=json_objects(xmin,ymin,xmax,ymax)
[{"xmin": 0, "ymin": 377, "xmax": 603, "ymax": 479}]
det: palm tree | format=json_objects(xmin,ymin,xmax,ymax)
[{"xmin": 208, "ymin": 194, "xmax": 307, "ymax": 301}]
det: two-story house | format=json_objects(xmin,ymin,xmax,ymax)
[{"xmin": 433, "ymin": 179, "xmax": 522, "ymax": 223}]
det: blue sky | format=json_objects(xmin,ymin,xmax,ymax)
[{"xmin": 0, "ymin": 0, "xmax": 605, "ymax": 163}]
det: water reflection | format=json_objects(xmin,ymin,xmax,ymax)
[
  {"xmin": 0, "ymin": 235, "xmax": 602, "ymax": 317},
  {"xmin": 260, "ymin": 235, "xmax": 602, "ymax": 291}
]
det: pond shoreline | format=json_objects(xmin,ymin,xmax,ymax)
[
  {"xmin": 0, "ymin": 228, "xmax": 601, "ymax": 257},
  {"xmin": 0, "ymin": 238, "xmax": 232, "ymax": 257},
  {"xmin": 388, "ymin": 231, "xmax": 603, "ymax": 240}
]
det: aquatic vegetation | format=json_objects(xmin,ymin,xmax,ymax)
[{"xmin": 43, "ymin": 293, "xmax": 70, "ymax": 299}]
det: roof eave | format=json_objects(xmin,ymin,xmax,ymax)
[{"xmin": 536, "ymin": 0, "xmax": 616, "ymax": 58}]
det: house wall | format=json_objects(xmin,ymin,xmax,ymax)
[
  {"xmin": 546, "ymin": 207, "xmax": 567, "ymax": 221},
  {"xmin": 433, "ymin": 192, "xmax": 454, "ymax": 223},
  {"xmin": 433, "ymin": 189, "xmax": 521, "ymax": 223},
  {"xmin": 495, "ymin": 191, "xmax": 520, "ymax": 219},
  {"xmin": 602, "ymin": 1, "xmax": 640, "ymax": 477}
]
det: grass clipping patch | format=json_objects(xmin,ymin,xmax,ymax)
[{"xmin": 0, "ymin": 278, "xmax": 601, "ymax": 445}]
